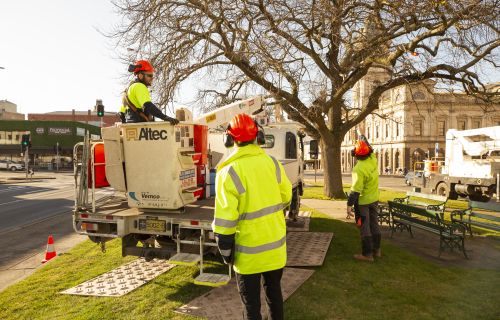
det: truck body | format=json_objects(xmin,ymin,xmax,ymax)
[
  {"xmin": 71, "ymin": 96, "xmax": 304, "ymax": 285},
  {"xmin": 412, "ymin": 126, "xmax": 500, "ymax": 201}
]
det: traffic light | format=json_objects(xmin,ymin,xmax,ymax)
[
  {"xmin": 21, "ymin": 134, "xmax": 31, "ymax": 152},
  {"xmin": 96, "ymin": 99, "xmax": 104, "ymax": 117}
]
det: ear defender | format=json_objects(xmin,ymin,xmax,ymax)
[
  {"xmin": 254, "ymin": 120, "xmax": 266, "ymax": 145},
  {"xmin": 224, "ymin": 124, "xmax": 235, "ymax": 148}
]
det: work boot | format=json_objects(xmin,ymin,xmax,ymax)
[
  {"xmin": 354, "ymin": 254, "xmax": 374, "ymax": 262},
  {"xmin": 372, "ymin": 234, "xmax": 382, "ymax": 258},
  {"xmin": 354, "ymin": 237, "xmax": 374, "ymax": 262}
]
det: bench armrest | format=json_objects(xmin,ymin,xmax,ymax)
[
  {"xmin": 450, "ymin": 209, "xmax": 466, "ymax": 222},
  {"xmin": 393, "ymin": 196, "xmax": 409, "ymax": 204},
  {"xmin": 442, "ymin": 221, "xmax": 466, "ymax": 236}
]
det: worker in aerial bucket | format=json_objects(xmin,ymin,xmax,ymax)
[
  {"xmin": 346, "ymin": 136, "xmax": 381, "ymax": 262},
  {"xmin": 212, "ymin": 113, "xmax": 292, "ymax": 320},
  {"xmin": 121, "ymin": 59, "xmax": 179, "ymax": 124}
]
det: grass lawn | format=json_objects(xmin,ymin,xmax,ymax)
[
  {"xmin": 303, "ymin": 184, "xmax": 468, "ymax": 210},
  {"xmin": 1, "ymin": 210, "xmax": 498, "ymax": 319}
]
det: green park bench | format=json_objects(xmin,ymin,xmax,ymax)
[
  {"xmin": 389, "ymin": 201, "xmax": 467, "ymax": 258},
  {"xmin": 451, "ymin": 200, "xmax": 500, "ymax": 237},
  {"xmin": 379, "ymin": 191, "xmax": 448, "ymax": 226}
]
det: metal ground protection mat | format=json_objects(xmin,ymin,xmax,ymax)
[
  {"xmin": 61, "ymin": 258, "xmax": 176, "ymax": 297},
  {"xmin": 286, "ymin": 211, "xmax": 311, "ymax": 232},
  {"xmin": 176, "ymin": 267, "xmax": 315, "ymax": 320},
  {"xmin": 286, "ymin": 232, "xmax": 333, "ymax": 267}
]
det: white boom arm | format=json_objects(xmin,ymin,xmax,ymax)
[
  {"xmin": 446, "ymin": 126, "xmax": 500, "ymax": 157},
  {"xmin": 194, "ymin": 96, "xmax": 264, "ymax": 129}
]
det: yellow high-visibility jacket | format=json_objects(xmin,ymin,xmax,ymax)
[{"xmin": 212, "ymin": 144, "xmax": 292, "ymax": 274}]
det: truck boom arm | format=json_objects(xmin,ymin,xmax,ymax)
[{"xmin": 193, "ymin": 96, "xmax": 264, "ymax": 129}]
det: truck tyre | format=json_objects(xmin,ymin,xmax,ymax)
[
  {"xmin": 10, "ymin": 166, "xmax": 16, "ymax": 171},
  {"xmin": 436, "ymin": 182, "xmax": 449, "ymax": 198}
]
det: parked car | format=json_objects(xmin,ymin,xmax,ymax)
[
  {"xmin": 0, "ymin": 160, "xmax": 24, "ymax": 171},
  {"xmin": 404, "ymin": 171, "xmax": 422, "ymax": 186}
]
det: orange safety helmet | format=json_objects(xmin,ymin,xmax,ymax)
[
  {"xmin": 353, "ymin": 140, "xmax": 371, "ymax": 156},
  {"xmin": 130, "ymin": 60, "xmax": 155, "ymax": 74},
  {"xmin": 227, "ymin": 113, "xmax": 258, "ymax": 142}
]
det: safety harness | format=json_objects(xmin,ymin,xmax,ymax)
[{"xmin": 122, "ymin": 81, "xmax": 152, "ymax": 122}]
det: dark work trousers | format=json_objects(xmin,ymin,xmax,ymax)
[
  {"xmin": 358, "ymin": 201, "xmax": 381, "ymax": 237},
  {"xmin": 358, "ymin": 201, "xmax": 382, "ymax": 255},
  {"xmin": 236, "ymin": 268, "xmax": 284, "ymax": 320}
]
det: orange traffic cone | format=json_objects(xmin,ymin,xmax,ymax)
[{"xmin": 42, "ymin": 235, "xmax": 57, "ymax": 263}]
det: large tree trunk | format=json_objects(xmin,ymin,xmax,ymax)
[{"xmin": 321, "ymin": 134, "xmax": 346, "ymax": 199}]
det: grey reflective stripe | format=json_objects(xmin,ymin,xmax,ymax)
[
  {"xmin": 270, "ymin": 156, "xmax": 281, "ymax": 183},
  {"xmin": 240, "ymin": 203, "xmax": 285, "ymax": 221},
  {"xmin": 228, "ymin": 166, "xmax": 245, "ymax": 194},
  {"xmin": 236, "ymin": 236, "xmax": 286, "ymax": 254},
  {"xmin": 214, "ymin": 218, "xmax": 238, "ymax": 228}
]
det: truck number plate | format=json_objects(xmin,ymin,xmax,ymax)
[{"xmin": 138, "ymin": 219, "xmax": 166, "ymax": 232}]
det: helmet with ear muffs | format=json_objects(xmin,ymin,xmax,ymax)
[{"xmin": 225, "ymin": 113, "xmax": 266, "ymax": 148}]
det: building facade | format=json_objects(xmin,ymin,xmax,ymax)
[
  {"xmin": 341, "ymin": 67, "xmax": 500, "ymax": 174},
  {"xmin": 28, "ymin": 110, "xmax": 119, "ymax": 127},
  {"xmin": 0, "ymin": 120, "xmax": 100, "ymax": 169},
  {"xmin": 0, "ymin": 100, "xmax": 24, "ymax": 120}
]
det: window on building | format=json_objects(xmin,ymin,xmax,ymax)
[
  {"xmin": 367, "ymin": 126, "xmax": 371, "ymax": 139},
  {"xmin": 376, "ymin": 125, "xmax": 380, "ymax": 139},
  {"xmin": 396, "ymin": 122, "xmax": 400, "ymax": 137},
  {"xmin": 438, "ymin": 120, "xmax": 446, "ymax": 136},
  {"xmin": 458, "ymin": 119, "xmax": 466, "ymax": 130},
  {"xmin": 385, "ymin": 123, "xmax": 390, "ymax": 138},
  {"xmin": 412, "ymin": 91, "xmax": 426, "ymax": 100},
  {"xmin": 414, "ymin": 120, "xmax": 422, "ymax": 136},
  {"xmin": 472, "ymin": 119, "xmax": 481, "ymax": 129}
]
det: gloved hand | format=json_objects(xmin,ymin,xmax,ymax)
[
  {"xmin": 165, "ymin": 117, "xmax": 179, "ymax": 125},
  {"xmin": 346, "ymin": 206, "xmax": 354, "ymax": 219},
  {"xmin": 219, "ymin": 248, "xmax": 233, "ymax": 265},
  {"xmin": 215, "ymin": 233, "xmax": 235, "ymax": 265}
]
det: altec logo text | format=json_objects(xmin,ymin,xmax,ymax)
[{"xmin": 126, "ymin": 128, "xmax": 168, "ymax": 141}]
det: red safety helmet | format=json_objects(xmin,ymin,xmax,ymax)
[
  {"xmin": 131, "ymin": 60, "xmax": 154, "ymax": 74},
  {"xmin": 354, "ymin": 140, "xmax": 371, "ymax": 156},
  {"xmin": 227, "ymin": 113, "xmax": 258, "ymax": 142}
]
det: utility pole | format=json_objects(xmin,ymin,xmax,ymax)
[
  {"xmin": 25, "ymin": 145, "xmax": 29, "ymax": 181},
  {"xmin": 56, "ymin": 142, "xmax": 59, "ymax": 172}
]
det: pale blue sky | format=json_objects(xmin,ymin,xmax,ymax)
[{"xmin": 0, "ymin": 1, "xmax": 135, "ymax": 116}]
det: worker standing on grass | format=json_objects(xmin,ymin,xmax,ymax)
[
  {"xmin": 212, "ymin": 113, "xmax": 292, "ymax": 320},
  {"xmin": 121, "ymin": 60, "xmax": 179, "ymax": 124},
  {"xmin": 346, "ymin": 136, "xmax": 381, "ymax": 262}
]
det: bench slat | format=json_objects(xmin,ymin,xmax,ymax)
[
  {"xmin": 470, "ymin": 212, "xmax": 500, "ymax": 223},
  {"xmin": 469, "ymin": 201, "xmax": 500, "ymax": 213},
  {"xmin": 406, "ymin": 191, "xmax": 448, "ymax": 203}
]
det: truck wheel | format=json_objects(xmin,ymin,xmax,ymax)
[
  {"xmin": 10, "ymin": 166, "xmax": 16, "ymax": 171},
  {"xmin": 436, "ymin": 182, "xmax": 449, "ymax": 198}
]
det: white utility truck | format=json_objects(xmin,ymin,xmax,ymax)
[
  {"xmin": 72, "ymin": 96, "xmax": 304, "ymax": 286},
  {"xmin": 412, "ymin": 126, "xmax": 500, "ymax": 202}
]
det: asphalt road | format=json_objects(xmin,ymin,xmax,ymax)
[{"xmin": 0, "ymin": 174, "xmax": 75, "ymax": 234}]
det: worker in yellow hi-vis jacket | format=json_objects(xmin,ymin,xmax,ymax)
[{"xmin": 212, "ymin": 113, "xmax": 292, "ymax": 320}]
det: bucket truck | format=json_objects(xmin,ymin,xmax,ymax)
[
  {"xmin": 72, "ymin": 96, "xmax": 304, "ymax": 286},
  {"xmin": 412, "ymin": 126, "xmax": 500, "ymax": 202}
]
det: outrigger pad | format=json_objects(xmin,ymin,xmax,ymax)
[
  {"xmin": 61, "ymin": 258, "xmax": 176, "ymax": 297},
  {"xmin": 175, "ymin": 267, "xmax": 315, "ymax": 320},
  {"xmin": 286, "ymin": 211, "xmax": 312, "ymax": 232},
  {"xmin": 286, "ymin": 232, "xmax": 333, "ymax": 267}
]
